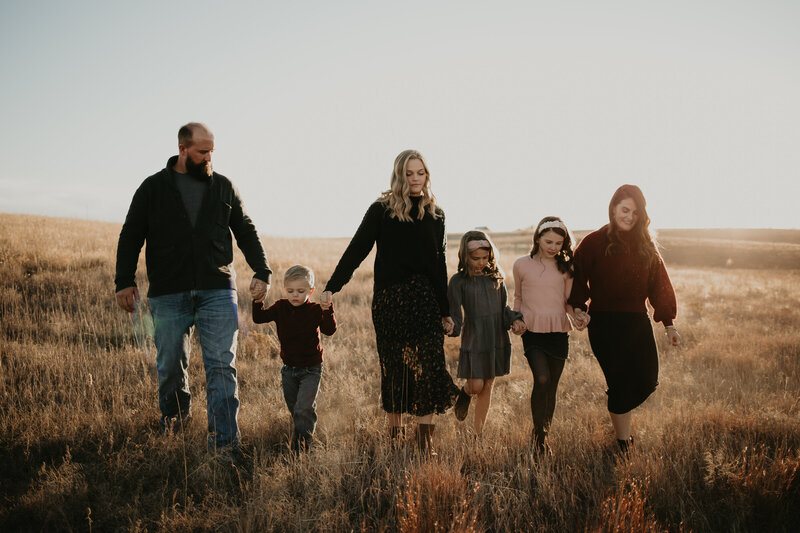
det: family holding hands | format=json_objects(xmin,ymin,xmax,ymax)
[{"xmin": 115, "ymin": 123, "xmax": 680, "ymax": 463}]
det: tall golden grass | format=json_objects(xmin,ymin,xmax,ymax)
[{"xmin": 1, "ymin": 213, "xmax": 798, "ymax": 532}]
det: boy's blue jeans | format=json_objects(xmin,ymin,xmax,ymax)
[
  {"xmin": 281, "ymin": 363, "xmax": 322, "ymax": 451},
  {"xmin": 149, "ymin": 289, "xmax": 241, "ymax": 452}
]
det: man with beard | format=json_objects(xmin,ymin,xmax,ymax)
[{"xmin": 115, "ymin": 122, "xmax": 270, "ymax": 462}]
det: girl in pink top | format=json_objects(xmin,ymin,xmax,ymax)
[{"xmin": 512, "ymin": 216, "xmax": 587, "ymax": 454}]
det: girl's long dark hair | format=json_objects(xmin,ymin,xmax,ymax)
[
  {"xmin": 529, "ymin": 216, "xmax": 574, "ymax": 276},
  {"xmin": 606, "ymin": 184, "xmax": 659, "ymax": 264}
]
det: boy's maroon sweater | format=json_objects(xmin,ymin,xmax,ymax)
[{"xmin": 251, "ymin": 299, "xmax": 336, "ymax": 367}]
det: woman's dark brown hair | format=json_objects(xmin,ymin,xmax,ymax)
[{"xmin": 606, "ymin": 184, "xmax": 659, "ymax": 263}]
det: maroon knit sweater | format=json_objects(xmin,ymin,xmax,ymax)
[
  {"xmin": 567, "ymin": 225, "xmax": 677, "ymax": 326},
  {"xmin": 251, "ymin": 299, "xmax": 336, "ymax": 367}
]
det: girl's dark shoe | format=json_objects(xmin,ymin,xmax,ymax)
[
  {"xmin": 532, "ymin": 427, "xmax": 549, "ymax": 456},
  {"xmin": 454, "ymin": 388, "xmax": 471, "ymax": 421}
]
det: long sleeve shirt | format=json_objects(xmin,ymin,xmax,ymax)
[
  {"xmin": 115, "ymin": 155, "xmax": 271, "ymax": 296},
  {"xmin": 567, "ymin": 225, "xmax": 677, "ymax": 326},
  {"xmin": 324, "ymin": 197, "xmax": 450, "ymax": 316},
  {"xmin": 251, "ymin": 299, "xmax": 336, "ymax": 367},
  {"xmin": 512, "ymin": 255, "xmax": 573, "ymax": 333}
]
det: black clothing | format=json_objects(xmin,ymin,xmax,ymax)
[
  {"xmin": 371, "ymin": 275, "xmax": 460, "ymax": 416},
  {"xmin": 587, "ymin": 311, "xmax": 659, "ymax": 414},
  {"xmin": 522, "ymin": 332, "xmax": 567, "ymax": 444},
  {"xmin": 325, "ymin": 197, "xmax": 449, "ymax": 316},
  {"xmin": 115, "ymin": 155, "xmax": 271, "ymax": 296}
]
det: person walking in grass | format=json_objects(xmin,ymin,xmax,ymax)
[
  {"xmin": 569, "ymin": 184, "xmax": 680, "ymax": 455},
  {"xmin": 115, "ymin": 122, "xmax": 271, "ymax": 461},
  {"xmin": 320, "ymin": 149, "xmax": 460, "ymax": 455},
  {"xmin": 252, "ymin": 265, "xmax": 336, "ymax": 453},
  {"xmin": 448, "ymin": 231, "xmax": 524, "ymax": 436},
  {"xmin": 512, "ymin": 216, "xmax": 587, "ymax": 455}
]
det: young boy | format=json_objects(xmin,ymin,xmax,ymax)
[{"xmin": 252, "ymin": 265, "xmax": 336, "ymax": 452}]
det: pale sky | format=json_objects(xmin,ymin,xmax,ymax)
[{"xmin": 1, "ymin": 1, "xmax": 798, "ymax": 237}]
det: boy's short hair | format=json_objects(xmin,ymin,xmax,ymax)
[{"xmin": 284, "ymin": 265, "xmax": 315, "ymax": 287}]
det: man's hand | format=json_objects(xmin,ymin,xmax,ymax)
[
  {"xmin": 115, "ymin": 286, "xmax": 139, "ymax": 313},
  {"xmin": 250, "ymin": 278, "xmax": 269, "ymax": 303},
  {"xmin": 511, "ymin": 319, "xmax": 527, "ymax": 335}
]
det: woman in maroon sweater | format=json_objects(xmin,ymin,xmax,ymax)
[{"xmin": 568, "ymin": 184, "xmax": 680, "ymax": 454}]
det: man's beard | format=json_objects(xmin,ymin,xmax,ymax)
[{"xmin": 186, "ymin": 157, "xmax": 212, "ymax": 178}]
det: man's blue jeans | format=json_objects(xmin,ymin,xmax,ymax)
[
  {"xmin": 281, "ymin": 364, "xmax": 322, "ymax": 451},
  {"xmin": 149, "ymin": 289, "xmax": 241, "ymax": 451}
]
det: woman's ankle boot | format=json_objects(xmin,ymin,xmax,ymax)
[{"xmin": 416, "ymin": 424, "xmax": 436, "ymax": 457}]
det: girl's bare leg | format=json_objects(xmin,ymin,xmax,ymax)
[
  {"xmin": 473, "ymin": 378, "xmax": 495, "ymax": 435},
  {"xmin": 388, "ymin": 412, "xmax": 402, "ymax": 430}
]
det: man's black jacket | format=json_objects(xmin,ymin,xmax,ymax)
[{"xmin": 115, "ymin": 156, "xmax": 271, "ymax": 297}]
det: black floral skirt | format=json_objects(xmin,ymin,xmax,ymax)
[
  {"xmin": 371, "ymin": 275, "xmax": 459, "ymax": 416},
  {"xmin": 587, "ymin": 311, "xmax": 659, "ymax": 414}
]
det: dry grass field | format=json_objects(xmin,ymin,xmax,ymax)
[{"xmin": 1, "ymin": 213, "xmax": 799, "ymax": 532}]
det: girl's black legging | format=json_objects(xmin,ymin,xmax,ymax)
[{"xmin": 524, "ymin": 343, "xmax": 566, "ymax": 441}]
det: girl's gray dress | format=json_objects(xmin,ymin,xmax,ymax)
[{"xmin": 448, "ymin": 272, "xmax": 522, "ymax": 379}]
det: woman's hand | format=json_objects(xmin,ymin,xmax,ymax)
[
  {"xmin": 320, "ymin": 290, "xmax": 333, "ymax": 309},
  {"xmin": 666, "ymin": 326, "xmax": 681, "ymax": 347},
  {"xmin": 511, "ymin": 319, "xmax": 527, "ymax": 335},
  {"xmin": 442, "ymin": 316, "xmax": 455, "ymax": 335}
]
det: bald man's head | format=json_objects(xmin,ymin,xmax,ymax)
[{"xmin": 178, "ymin": 122, "xmax": 214, "ymax": 149}]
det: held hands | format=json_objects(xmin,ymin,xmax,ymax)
[
  {"xmin": 115, "ymin": 286, "xmax": 139, "ymax": 313},
  {"xmin": 250, "ymin": 278, "xmax": 269, "ymax": 303},
  {"xmin": 571, "ymin": 308, "xmax": 591, "ymax": 331},
  {"xmin": 511, "ymin": 319, "xmax": 527, "ymax": 336},
  {"xmin": 442, "ymin": 316, "xmax": 455, "ymax": 335},
  {"xmin": 320, "ymin": 290, "xmax": 333, "ymax": 310}
]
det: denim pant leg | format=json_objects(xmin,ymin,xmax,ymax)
[
  {"xmin": 149, "ymin": 292, "xmax": 194, "ymax": 423},
  {"xmin": 194, "ymin": 289, "xmax": 241, "ymax": 451},
  {"xmin": 282, "ymin": 364, "xmax": 322, "ymax": 451},
  {"xmin": 281, "ymin": 366, "xmax": 299, "ymax": 447}
]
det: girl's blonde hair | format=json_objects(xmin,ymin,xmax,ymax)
[
  {"xmin": 378, "ymin": 149, "xmax": 441, "ymax": 222},
  {"xmin": 457, "ymin": 230, "xmax": 503, "ymax": 287}
]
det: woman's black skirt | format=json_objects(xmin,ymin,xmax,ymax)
[
  {"xmin": 371, "ymin": 275, "xmax": 459, "ymax": 416},
  {"xmin": 587, "ymin": 311, "xmax": 659, "ymax": 414}
]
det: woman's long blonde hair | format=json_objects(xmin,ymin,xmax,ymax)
[{"xmin": 378, "ymin": 149, "xmax": 441, "ymax": 221}]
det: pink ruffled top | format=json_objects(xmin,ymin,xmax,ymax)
[{"xmin": 512, "ymin": 255, "xmax": 573, "ymax": 333}]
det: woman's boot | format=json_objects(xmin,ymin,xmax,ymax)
[{"xmin": 416, "ymin": 424, "xmax": 437, "ymax": 457}]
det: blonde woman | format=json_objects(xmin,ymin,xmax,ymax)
[{"xmin": 321, "ymin": 149, "xmax": 459, "ymax": 454}]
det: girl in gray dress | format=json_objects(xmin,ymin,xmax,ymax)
[{"xmin": 448, "ymin": 231, "xmax": 524, "ymax": 435}]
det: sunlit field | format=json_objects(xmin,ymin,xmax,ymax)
[{"xmin": 1, "ymin": 213, "xmax": 798, "ymax": 532}]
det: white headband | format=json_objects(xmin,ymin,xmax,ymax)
[
  {"xmin": 538, "ymin": 220, "xmax": 566, "ymax": 234},
  {"xmin": 467, "ymin": 239, "xmax": 492, "ymax": 252}
]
